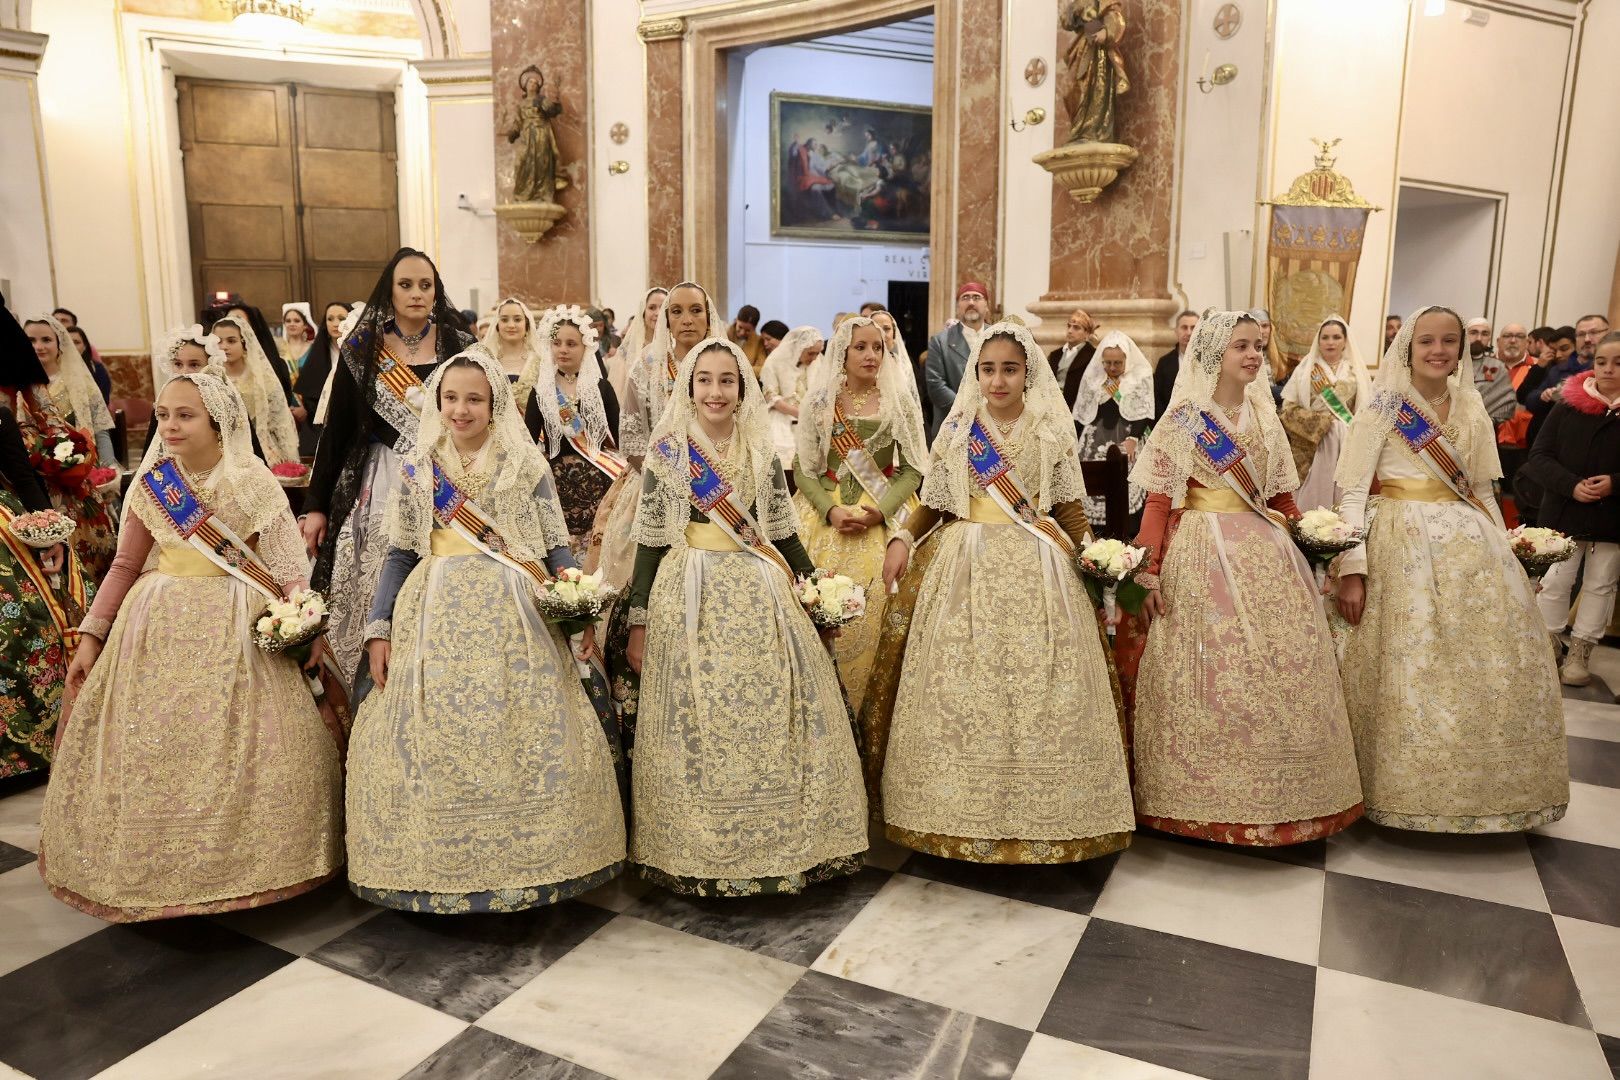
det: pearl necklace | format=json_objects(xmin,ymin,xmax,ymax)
[{"xmin": 1423, "ymin": 388, "xmax": 1451, "ymax": 410}]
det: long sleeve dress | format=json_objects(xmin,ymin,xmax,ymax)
[{"xmin": 525, "ymin": 378, "xmax": 622, "ymax": 557}]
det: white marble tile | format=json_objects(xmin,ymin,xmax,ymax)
[
  {"xmin": 1012, "ymin": 1033, "xmax": 1206, "ymax": 1079},
  {"xmin": 1564, "ymin": 697, "xmax": 1620, "ymax": 743},
  {"xmin": 477, "ymin": 914, "xmax": 802, "ymax": 1080},
  {"xmin": 1089, "ymin": 835, "xmax": 1325, "ymax": 965},
  {"xmin": 94, "ymin": 958, "xmax": 466, "ymax": 1080},
  {"xmin": 574, "ymin": 869, "xmax": 651, "ymax": 913},
  {"xmin": 1325, "ymin": 826, "xmax": 1548, "ymax": 911},
  {"xmin": 0, "ymin": 1062, "xmax": 29, "ymax": 1077},
  {"xmin": 210, "ymin": 881, "xmax": 381, "ymax": 956},
  {"xmin": 0, "ymin": 784, "xmax": 46, "ymax": 852},
  {"xmin": 811, "ymin": 873, "xmax": 1087, "ymax": 1030},
  {"xmin": 0, "ymin": 863, "xmax": 106, "ymax": 978},
  {"xmin": 1534, "ymin": 782, "xmax": 1620, "ymax": 850},
  {"xmin": 1556, "ymin": 915, "xmax": 1620, "ymax": 1038},
  {"xmin": 1310, "ymin": 968, "xmax": 1611, "ymax": 1080}
]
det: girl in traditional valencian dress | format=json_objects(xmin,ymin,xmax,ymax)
[
  {"xmin": 481, "ymin": 296, "xmax": 544, "ymax": 415},
  {"xmin": 624, "ymin": 338, "xmax": 867, "ymax": 895},
  {"xmin": 868, "ymin": 320, "xmax": 1134, "ymax": 864},
  {"xmin": 209, "ymin": 313, "xmax": 301, "ymax": 467},
  {"xmin": 761, "ymin": 325, "xmax": 826, "ymax": 482},
  {"xmin": 793, "ymin": 316, "xmax": 924, "ymax": 714},
  {"xmin": 1278, "ymin": 314, "xmax": 1371, "ymax": 512},
  {"xmin": 1130, "ymin": 309, "xmax": 1363, "ymax": 845},
  {"xmin": 1334, "ymin": 306, "xmax": 1567, "ymax": 832},
  {"xmin": 41, "ymin": 370, "xmax": 342, "ymax": 920},
  {"xmin": 347, "ymin": 349, "xmax": 625, "ymax": 912}
]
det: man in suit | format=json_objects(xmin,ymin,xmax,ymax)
[
  {"xmin": 1047, "ymin": 309, "xmax": 1098, "ymax": 409},
  {"xmin": 924, "ymin": 281, "xmax": 990, "ymax": 440},
  {"xmin": 1154, "ymin": 309, "xmax": 1199, "ymax": 417}
]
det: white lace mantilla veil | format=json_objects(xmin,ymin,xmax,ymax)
[
  {"xmin": 1073, "ymin": 328, "xmax": 1155, "ymax": 427},
  {"xmin": 478, "ymin": 296, "xmax": 542, "ymax": 402},
  {"xmin": 1333, "ymin": 304, "xmax": 1501, "ymax": 489},
  {"xmin": 622, "ymin": 280, "xmax": 728, "ymax": 458},
  {"xmin": 870, "ymin": 309, "xmax": 925, "ymax": 412},
  {"xmin": 213, "ymin": 313, "xmax": 299, "ymax": 465},
  {"xmin": 611, "ymin": 286, "xmax": 667, "ymax": 401},
  {"xmin": 313, "ymin": 303, "xmax": 367, "ymax": 426},
  {"xmin": 634, "ymin": 336, "xmax": 797, "ymax": 548},
  {"xmin": 154, "ymin": 324, "xmax": 229, "ymax": 378},
  {"xmin": 796, "ymin": 316, "xmax": 928, "ymax": 482},
  {"xmin": 532, "ymin": 304, "xmax": 609, "ymax": 458},
  {"xmin": 30, "ymin": 314, "xmax": 114, "ymax": 435},
  {"xmin": 1129, "ymin": 308, "xmax": 1298, "ymax": 504},
  {"xmin": 386, "ymin": 346, "xmax": 569, "ymax": 561},
  {"xmin": 1280, "ymin": 313, "xmax": 1372, "ymax": 412},
  {"xmin": 126, "ymin": 370, "xmax": 308, "ymax": 584},
  {"xmin": 761, "ymin": 325, "xmax": 825, "ymax": 404},
  {"xmin": 919, "ymin": 318, "xmax": 1088, "ymax": 517}
]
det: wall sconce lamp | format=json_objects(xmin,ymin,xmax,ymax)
[
  {"xmin": 608, "ymin": 160, "xmax": 630, "ymax": 176},
  {"xmin": 1196, "ymin": 63, "xmax": 1238, "ymax": 94},
  {"xmin": 1009, "ymin": 108, "xmax": 1046, "ymax": 133}
]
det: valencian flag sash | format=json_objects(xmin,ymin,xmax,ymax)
[
  {"xmin": 1390, "ymin": 397, "xmax": 1494, "ymax": 519},
  {"xmin": 374, "ymin": 344, "xmax": 427, "ymax": 412},
  {"xmin": 401, "ymin": 460, "xmax": 555, "ymax": 592},
  {"xmin": 0, "ymin": 500, "xmax": 87, "ymax": 650},
  {"xmin": 827, "ymin": 400, "xmax": 911, "ymax": 523},
  {"xmin": 1310, "ymin": 364, "xmax": 1354, "ymax": 425},
  {"xmin": 655, "ymin": 433, "xmax": 793, "ymax": 579},
  {"xmin": 1181, "ymin": 409, "xmax": 1285, "ymax": 531},
  {"xmin": 965, "ymin": 418, "xmax": 1079, "ymax": 558},
  {"xmin": 142, "ymin": 459, "xmax": 283, "ymax": 602},
  {"xmin": 554, "ymin": 388, "xmax": 627, "ymax": 482}
]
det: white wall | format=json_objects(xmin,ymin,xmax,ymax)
[
  {"xmin": 1000, "ymin": 0, "xmax": 1055, "ymax": 322},
  {"xmin": 1547, "ymin": 0, "xmax": 1620, "ymax": 321},
  {"xmin": 725, "ymin": 41, "xmax": 932, "ymax": 333},
  {"xmin": 1388, "ymin": 190, "xmax": 1497, "ymax": 319},
  {"xmin": 588, "ymin": 0, "xmax": 649, "ymax": 320},
  {"xmin": 0, "ymin": 31, "xmax": 52, "ymax": 316}
]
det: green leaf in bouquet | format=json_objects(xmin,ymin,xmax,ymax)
[
  {"xmin": 1115, "ymin": 579, "xmax": 1148, "ymax": 615},
  {"xmin": 1081, "ymin": 575, "xmax": 1106, "ymax": 609}
]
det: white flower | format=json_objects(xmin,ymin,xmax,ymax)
[
  {"xmin": 53, "ymin": 442, "xmax": 73, "ymax": 462},
  {"xmin": 256, "ymin": 616, "xmax": 274, "ymax": 634}
]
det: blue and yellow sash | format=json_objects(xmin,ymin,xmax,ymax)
[
  {"xmin": 402, "ymin": 460, "xmax": 555, "ymax": 593},
  {"xmin": 1391, "ymin": 396, "xmax": 1493, "ymax": 518},
  {"xmin": 1185, "ymin": 409, "xmax": 1278, "ymax": 527},
  {"xmin": 657, "ymin": 434, "xmax": 793, "ymax": 579},
  {"xmin": 555, "ymin": 388, "xmax": 628, "ymax": 481},
  {"xmin": 966, "ymin": 418, "xmax": 1078, "ymax": 557},
  {"xmin": 141, "ymin": 458, "xmax": 283, "ymax": 601}
]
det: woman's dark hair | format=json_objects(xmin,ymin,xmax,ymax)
[
  {"xmin": 68, "ymin": 325, "xmax": 95, "ymax": 359},
  {"xmin": 203, "ymin": 303, "xmax": 280, "ymax": 366},
  {"xmin": 434, "ymin": 355, "xmax": 492, "ymax": 409},
  {"xmin": 687, "ymin": 342, "xmax": 747, "ymax": 401},
  {"xmin": 292, "ymin": 301, "xmax": 353, "ymax": 400},
  {"xmin": 3, "ymin": 305, "xmax": 49, "ymax": 389}
]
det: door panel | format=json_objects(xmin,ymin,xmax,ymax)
[{"xmin": 294, "ymin": 86, "xmax": 399, "ymax": 308}]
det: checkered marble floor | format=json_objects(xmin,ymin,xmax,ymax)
[{"xmin": 3, "ymin": 667, "xmax": 1620, "ymax": 1079}]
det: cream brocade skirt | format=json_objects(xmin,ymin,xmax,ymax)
[
  {"xmin": 1133, "ymin": 509, "xmax": 1363, "ymax": 827},
  {"xmin": 1340, "ymin": 496, "xmax": 1568, "ymax": 831},
  {"xmin": 328, "ymin": 443, "xmax": 405, "ymax": 692},
  {"xmin": 1296, "ymin": 421, "xmax": 1345, "ymax": 513},
  {"xmin": 42, "ymin": 568, "xmax": 343, "ymax": 919},
  {"xmin": 633, "ymin": 540, "xmax": 868, "ymax": 884},
  {"xmin": 794, "ymin": 490, "xmax": 891, "ymax": 715},
  {"xmin": 881, "ymin": 519, "xmax": 1136, "ymax": 852},
  {"xmin": 346, "ymin": 548, "xmax": 625, "ymax": 903}
]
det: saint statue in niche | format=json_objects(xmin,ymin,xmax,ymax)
[
  {"xmin": 1061, "ymin": 0, "xmax": 1129, "ymax": 145},
  {"xmin": 507, "ymin": 64, "xmax": 565, "ymax": 204}
]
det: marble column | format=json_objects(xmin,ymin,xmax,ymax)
[
  {"xmin": 490, "ymin": 0, "xmax": 591, "ymax": 306},
  {"xmin": 1029, "ymin": 0, "xmax": 1181, "ymax": 353},
  {"xmin": 640, "ymin": 17, "xmax": 685, "ymax": 289},
  {"xmin": 954, "ymin": 0, "xmax": 1003, "ymax": 305}
]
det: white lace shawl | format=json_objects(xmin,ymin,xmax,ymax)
[
  {"xmin": 532, "ymin": 304, "xmax": 609, "ymax": 458},
  {"xmin": 796, "ymin": 316, "xmax": 928, "ymax": 481},
  {"xmin": 1073, "ymin": 329, "xmax": 1155, "ymax": 426}
]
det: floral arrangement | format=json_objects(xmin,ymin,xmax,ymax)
[
  {"xmin": 533, "ymin": 567, "xmax": 615, "ymax": 637},
  {"xmin": 30, "ymin": 427, "xmax": 94, "ymax": 492},
  {"xmin": 271, "ymin": 461, "xmax": 311, "ymax": 486},
  {"xmin": 252, "ymin": 588, "xmax": 330, "ymax": 655},
  {"xmin": 6, "ymin": 510, "xmax": 76, "ymax": 549},
  {"xmin": 90, "ymin": 465, "xmax": 120, "ymax": 496},
  {"xmin": 1289, "ymin": 508, "xmax": 1364, "ymax": 568},
  {"xmin": 1507, "ymin": 525, "xmax": 1576, "ymax": 579},
  {"xmin": 1076, "ymin": 538, "xmax": 1150, "ymax": 633},
  {"xmin": 796, "ymin": 569, "xmax": 867, "ymax": 629}
]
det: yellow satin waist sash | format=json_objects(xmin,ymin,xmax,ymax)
[
  {"xmin": 1184, "ymin": 486, "xmax": 1252, "ymax": 514},
  {"xmin": 684, "ymin": 521, "xmax": 742, "ymax": 552},
  {"xmin": 967, "ymin": 496, "xmax": 1014, "ymax": 525},
  {"xmin": 1378, "ymin": 477, "xmax": 1461, "ymax": 503},
  {"xmin": 431, "ymin": 528, "xmax": 481, "ymax": 556},
  {"xmin": 158, "ymin": 546, "xmax": 228, "ymax": 577}
]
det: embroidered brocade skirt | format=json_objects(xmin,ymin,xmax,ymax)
[
  {"xmin": 51, "ymin": 483, "xmax": 117, "ymax": 584},
  {"xmin": 0, "ymin": 490, "xmax": 83, "ymax": 779},
  {"xmin": 794, "ymin": 489, "xmax": 893, "ymax": 716},
  {"xmin": 586, "ymin": 465, "xmax": 640, "ymax": 591},
  {"xmin": 1340, "ymin": 494, "xmax": 1568, "ymax": 832},
  {"xmin": 553, "ymin": 454, "xmax": 616, "ymax": 560},
  {"xmin": 877, "ymin": 518, "xmax": 1135, "ymax": 863},
  {"xmin": 1133, "ymin": 507, "xmax": 1364, "ymax": 845},
  {"xmin": 327, "ymin": 443, "xmax": 405, "ymax": 694},
  {"xmin": 346, "ymin": 547, "xmax": 626, "ymax": 912},
  {"xmin": 41, "ymin": 567, "xmax": 343, "ymax": 920},
  {"xmin": 632, "ymin": 540, "xmax": 867, "ymax": 896}
]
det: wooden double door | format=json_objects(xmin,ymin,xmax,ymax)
[{"xmin": 177, "ymin": 77, "xmax": 400, "ymax": 318}]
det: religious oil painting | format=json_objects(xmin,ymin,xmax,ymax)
[{"xmin": 770, "ymin": 92, "xmax": 932, "ymax": 243}]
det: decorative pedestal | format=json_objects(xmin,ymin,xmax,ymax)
[
  {"xmin": 494, "ymin": 200, "xmax": 567, "ymax": 243},
  {"xmin": 1032, "ymin": 142, "xmax": 1139, "ymax": 204}
]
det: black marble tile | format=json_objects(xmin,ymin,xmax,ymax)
[
  {"xmin": 1319, "ymin": 872, "xmax": 1588, "ymax": 1026},
  {"xmin": 1156, "ymin": 829, "xmax": 1330, "ymax": 869},
  {"xmin": 0, "ymin": 918, "xmax": 294, "ymax": 1080},
  {"xmin": 898, "ymin": 850, "xmax": 1121, "ymax": 915},
  {"xmin": 1568, "ymin": 735, "xmax": 1620, "ymax": 788},
  {"xmin": 713, "ymin": 970, "xmax": 1031, "ymax": 1080},
  {"xmin": 0, "ymin": 839, "xmax": 34, "ymax": 875},
  {"xmin": 625, "ymin": 866, "xmax": 890, "ymax": 966},
  {"xmin": 401, "ymin": 1027, "xmax": 609, "ymax": 1080},
  {"xmin": 1600, "ymin": 1032, "xmax": 1620, "ymax": 1079},
  {"xmin": 1039, "ymin": 918, "xmax": 1315, "ymax": 1080},
  {"xmin": 1529, "ymin": 834, "xmax": 1620, "ymax": 928},
  {"xmin": 310, "ymin": 900, "xmax": 615, "ymax": 1022}
]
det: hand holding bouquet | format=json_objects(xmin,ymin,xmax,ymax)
[
  {"xmin": 30, "ymin": 428, "xmax": 94, "ymax": 492},
  {"xmin": 1506, "ymin": 525, "xmax": 1576, "ymax": 579},
  {"xmin": 796, "ymin": 569, "xmax": 867, "ymax": 630},
  {"xmin": 1076, "ymin": 538, "xmax": 1150, "ymax": 634},
  {"xmin": 252, "ymin": 588, "xmax": 331, "ymax": 656},
  {"xmin": 1289, "ymin": 509, "xmax": 1364, "ymax": 569},
  {"xmin": 533, "ymin": 567, "xmax": 615, "ymax": 638}
]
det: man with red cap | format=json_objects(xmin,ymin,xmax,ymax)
[{"xmin": 924, "ymin": 281, "xmax": 990, "ymax": 441}]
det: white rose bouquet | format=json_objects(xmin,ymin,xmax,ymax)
[
  {"xmin": 533, "ymin": 567, "xmax": 615, "ymax": 637},
  {"xmin": 1076, "ymin": 538, "xmax": 1150, "ymax": 634},
  {"xmin": 796, "ymin": 569, "xmax": 867, "ymax": 629},
  {"xmin": 1506, "ymin": 525, "xmax": 1576, "ymax": 579},
  {"xmin": 252, "ymin": 587, "xmax": 330, "ymax": 656},
  {"xmin": 1289, "ymin": 508, "xmax": 1365, "ymax": 568}
]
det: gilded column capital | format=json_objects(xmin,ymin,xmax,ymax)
[{"xmin": 638, "ymin": 16, "xmax": 685, "ymax": 42}]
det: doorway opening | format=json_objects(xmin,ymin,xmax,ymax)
[{"xmin": 1388, "ymin": 182, "xmax": 1505, "ymax": 322}]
